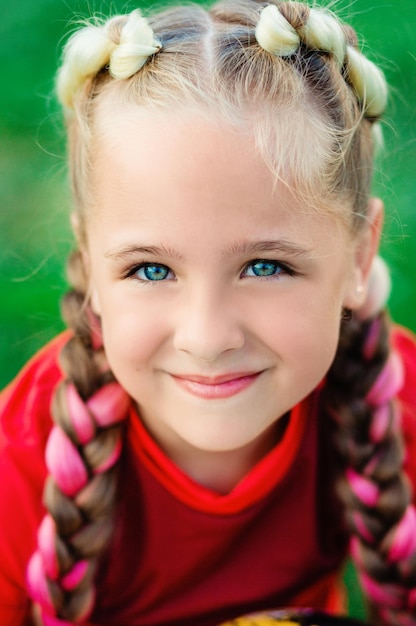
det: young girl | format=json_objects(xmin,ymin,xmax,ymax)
[{"xmin": 1, "ymin": 0, "xmax": 416, "ymax": 625}]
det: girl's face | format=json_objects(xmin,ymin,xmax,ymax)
[{"xmin": 85, "ymin": 106, "xmax": 377, "ymax": 472}]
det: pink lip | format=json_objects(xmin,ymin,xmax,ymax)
[{"xmin": 171, "ymin": 372, "xmax": 262, "ymax": 399}]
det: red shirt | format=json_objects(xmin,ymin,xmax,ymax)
[{"xmin": 1, "ymin": 328, "xmax": 416, "ymax": 626}]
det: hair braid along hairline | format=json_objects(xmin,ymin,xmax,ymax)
[
  {"xmin": 255, "ymin": 3, "xmax": 387, "ymax": 118},
  {"xmin": 57, "ymin": 1, "xmax": 387, "ymax": 121}
]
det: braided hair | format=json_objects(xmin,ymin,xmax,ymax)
[
  {"xmin": 322, "ymin": 273, "xmax": 416, "ymax": 623},
  {"xmin": 27, "ymin": 1, "xmax": 416, "ymax": 624},
  {"xmin": 27, "ymin": 249, "xmax": 131, "ymax": 624}
]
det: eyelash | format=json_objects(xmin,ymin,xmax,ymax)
[
  {"xmin": 125, "ymin": 263, "xmax": 174, "ymax": 283},
  {"xmin": 124, "ymin": 259, "xmax": 297, "ymax": 283},
  {"xmin": 241, "ymin": 259, "xmax": 296, "ymax": 280}
]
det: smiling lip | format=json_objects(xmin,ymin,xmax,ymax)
[{"xmin": 171, "ymin": 372, "xmax": 262, "ymax": 399}]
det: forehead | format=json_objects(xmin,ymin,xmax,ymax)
[
  {"xmin": 85, "ymin": 105, "xmax": 351, "ymax": 258},
  {"xmin": 93, "ymin": 104, "xmax": 267, "ymax": 178},
  {"xmin": 91, "ymin": 105, "xmax": 274, "ymax": 211},
  {"xmin": 93, "ymin": 102, "xmax": 327, "ymax": 194}
]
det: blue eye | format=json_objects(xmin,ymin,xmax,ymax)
[
  {"xmin": 136, "ymin": 263, "xmax": 171, "ymax": 281},
  {"xmin": 244, "ymin": 260, "xmax": 284, "ymax": 278}
]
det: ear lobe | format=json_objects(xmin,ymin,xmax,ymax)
[
  {"xmin": 343, "ymin": 197, "xmax": 384, "ymax": 310},
  {"xmin": 358, "ymin": 197, "xmax": 384, "ymax": 282},
  {"xmin": 355, "ymin": 255, "xmax": 391, "ymax": 320}
]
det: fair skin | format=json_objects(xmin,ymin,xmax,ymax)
[{"xmin": 84, "ymin": 106, "xmax": 382, "ymax": 493}]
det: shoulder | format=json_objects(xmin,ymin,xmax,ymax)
[
  {"xmin": 0, "ymin": 331, "xmax": 70, "ymax": 446},
  {"xmin": 391, "ymin": 325, "xmax": 416, "ymax": 498},
  {"xmin": 392, "ymin": 324, "xmax": 416, "ymax": 411},
  {"xmin": 0, "ymin": 332, "xmax": 70, "ymax": 614}
]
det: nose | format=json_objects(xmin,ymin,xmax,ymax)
[{"xmin": 172, "ymin": 285, "xmax": 245, "ymax": 362}]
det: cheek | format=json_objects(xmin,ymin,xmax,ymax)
[
  {"xmin": 271, "ymin": 311, "xmax": 339, "ymax": 360},
  {"xmin": 262, "ymin": 288, "xmax": 342, "ymax": 369},
  {"xmin": 98, "ymin": 299, "xmax": 169, "ymax": 374}
]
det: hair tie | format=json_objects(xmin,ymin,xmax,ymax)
[
  {"xmin": 57, "ymin": 9, "xmax": 161, "ymax": 109},
  {"xmin": 109, "ymin": 9, "xmax": 161, "ymax": 80}
]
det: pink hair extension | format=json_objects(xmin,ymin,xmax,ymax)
[
  {"xmin": 352, "ymin": 535, "xmax": 416, "ymax": 617},
  {"xmin": 362, "ymin": 448, "xmax": 384, "ymax": 477},
  {"xmin": 87, "ymin": 382, "xmax": 130, "ymax": 428},
  {"xmin": 28, "ymin": 528, "xmax": 93, "ymax": 623},
  {"xmin": 386, "ymin": 506, "xmax": 416, "ymax": 563},
  {"xmin": 27, "ymin": 551, "xmax": 56, "ymax": 614},
  {"xmin": 61, "ymin": 561, "xmax": 90, "ymax": 590},
  {"xmin": 27, "ymin": 553, "xmax": 94, "ymax": 624},
  {"xmin": 369, "ymin": 403, "xmax": 401, "ymax": 445},
  {"xmin": 66, "ymin": 384, "xmax": 95, "ymax": 445},
  {"xmin": 352, "ymin": 540, "xmax": 416, "ymax": 621},
  {"xmin": 363, "ymin": 316, "xmax": 382, "ymax": 360},
  {"xmin": 45, "ymin": 426, "xmax": 89, "ymax": 497},
  {"xmin": 93, "ymin": 433, "xmax": 123, "ymax": 474},
  {"xmin": 359, "ymin": 571, "xmax": 406, "ymax": 609},
  {"xmin": 345, "ymin": 468, "xmax": 380, "ymax": 507},
  {"xmin": 37, "ymin": 515, "xmax": 59, "ymax": 580},
  {"xmin": 28, "ymin": 381, "xmax": 131, "ymax": 623},
  {"xmin": 341, "ymin": 313, "xmax": 416, "ymax": 623},
  {"xmin": 350, "ymin": 513, "xmax": 376, "ymax": 543},
  {"xmin": 65, "ymin": 382, "xmax": 130, "ymax": 445},
  {"xmin": 366, "ymin": 351, "xmax": 404, "ymax": 407}
]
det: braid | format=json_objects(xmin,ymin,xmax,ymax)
[
  {"xmin": 254, "ymin": 2, "xmax": 387, "ymax": 119},
  {"xmin": 57, "ymin": 10, "xmax": 161, "ymax": 110},
  {"xmin": 27, "ymin": 250, "xmax": 131, "ymax": 625},
  {"xmin": 57, "ymin": 1, "xmax": 387, "ymax": 122},
  {"xmin": 321, "ymin": 266, "xmax": 416, "ymax": 624}
]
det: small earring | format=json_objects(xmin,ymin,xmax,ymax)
[
  {"xmin": 356, "ymin": 284, "xmax": 365, "ymax": 297},
  {"xmin": 342, "ymin": 307, "xmax": 353, "ymax": 321}
]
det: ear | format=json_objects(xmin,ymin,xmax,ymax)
[
  {"xmin": 343, "ymin": 197, "xmax": 384, "ymax": 310},
  {"xmin": 70, "ymin": 212, "xmax": 80, "ymax": 238},
  {"xmin": 89, "ymin": 282, "xmax": 102, "ymax": 316}
]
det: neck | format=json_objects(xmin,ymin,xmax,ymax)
[{"xmin": 152, "ymin": 416, "xmax": 289, "ymax": 495}]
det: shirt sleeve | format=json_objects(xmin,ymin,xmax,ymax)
[
  {"xmin": 0, "ymin": 334, "xmax": 67, "ymax": 625},
  {"xmin": 392, "ymin": 325, "xmax": 416, "ymax": 504}
]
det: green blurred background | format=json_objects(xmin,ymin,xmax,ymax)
[{"xmin": 0, "ymin": 0, "xmax": 415, "ymax": 618}]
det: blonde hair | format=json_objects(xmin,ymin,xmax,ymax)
[
  {"xmin": 28, "ymin": 3, "xmax": 416, "ymax": 626},
  {"xmin": 58, "ymin": 0, "xmax": 386, "ymax": 241}
]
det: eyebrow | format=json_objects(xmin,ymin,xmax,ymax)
[
  {"xmin": 104, "ymin": 244, "xmax": 183, "ymax": 261},
  {"xmin": 223, "ymin": 239, "xmax": 314, "ymax": 258},
  {"xmin": 104, "ymin": 239, "xmax": 314, "ymax": 262}
]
